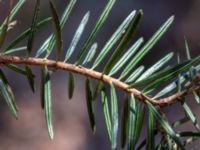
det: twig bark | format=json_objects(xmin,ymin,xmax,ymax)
[{"xmin": 0, "ymin": 55, "xmax": 199, "ymax": 106}]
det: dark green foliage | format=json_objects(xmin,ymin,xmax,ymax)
[
  {"xmin": 0, "ymin": 19, "xmax": 8, "ymax": 48},
  {"xmin": 49, "ymin": 0, "xmax": 62, "ymax": 61},
  {"xmin": 184, "ymin": 38, "xmax": 200, "ymax": 104},
  {"xmin": 103, "ymin": 10, "xmax": 143, "ymax": 75},
  {"xmin": 85, "ymin": 78, "xmax": 96, "ymax": 133},
  {"xmin": 131, "ymin": 55, "xmax": 200, "ymax": 87},
  {"xmin": 5, "ymin": 64, "xmax": 36, "ymax": 93},
  {"xmin": 36, "ymin": 0, "xmax": 76, "ymax": 57},
  {"xmin": 109, "ymin": 38, "xmax": 144, "ymax": 76},
  {"xmin": 0, "ymin": 0, "xmax": 25, "ymax": 32},
  {"xmin": 127, "ymin": 94, "xmax": 137, "ymax": 150},
  {"xmin": 101, "ymin": 89, "xmax": 112, "ymax": 141},
  {"xmin": 120, "ymin": 97, "xmax": 129, "ymax": 148},
  {"xmin": 4, "ymin": 17, "xmax": 51, "ymax": 52},
  {"xmin": 0, "ymin": 1, "xmax": 200, "ymax": 149},
  {"xmin": 41, "ymin": 66, "xmax": 53, "ymax": 139},
  {"xmin": 5, "ymin": 64, "xmax": 29, "ymax": 76},
  {"xmin": 129, "ymin": 102, "xmax": 145, "ymax": 149},
  {"xmin": 177, "ymin": 54, "xmax": 200, "ymax": 131},
  {"xmin": 120, "ymin": 16, "xmax": 174, "ymax": 79},
  {"xmin": 125, "ymin": 66, "xmax": 144, "ymax": 83},
  {"xmin": 82, "ymin": 43, "xmax": 97, "ymax": 65},
  {"xmin": 110, "ymin": 83, "xmax": 118, "ymax": 150},
  {"xmin": 0, "ymin": 70, "xmax": 18, "ymax": 119},
  {"xmin": 75, "ymin": 0, "xmax": 116, "ymax": 64},
  {"xmin": 64, "ymin": 12, "xmax": 90, "ymax": 62},
  {"xmin": 147, "ymin": 102, "xmax": 184, "ymax": 149},
  {"xmin": 147, "ymin": 108, "xmax": 155, "ymax": 150},
  {"xmin": 25, "ymin": 66, "xmax": 35, "ymax": 92},
  {"xmin": 27, "ymin": 0, "xmax": 40, "ymax": 54},
  {"xmin": 136, "ymin": 52, "xmax": 174, "ymax": 82},
  {"xmin": 92, "ymin": 11, "xmax": 136, "ymax": 69},
  {"xmin": 0, "ymin": 0, "xmax": 12, "ymax": 48}
]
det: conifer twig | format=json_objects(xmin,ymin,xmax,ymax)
[{"xmin": 0, "ymin": 55, "xmax": 199, "ymax": 106}]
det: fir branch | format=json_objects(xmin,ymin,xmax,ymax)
[{"xmin": 0, "ymin": 55, "xmax": 199, "ymax": 106}]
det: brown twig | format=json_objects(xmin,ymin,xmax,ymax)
[{"xmin": 0, "ymin": 55, "xmax": 199, "ymax": 106}]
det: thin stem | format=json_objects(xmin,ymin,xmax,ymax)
[{"xmin": 0, "ymin": 55, "xmax": 199, "ymax": 106}]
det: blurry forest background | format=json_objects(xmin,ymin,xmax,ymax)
[{"xmin": 0, "ymin": 0, "xmax": 200, "ymax": 149}]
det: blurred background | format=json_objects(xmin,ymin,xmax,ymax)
[{"xmin": 0, "ymin": 0, "xmax": 200, "ymax": 149}]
